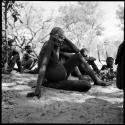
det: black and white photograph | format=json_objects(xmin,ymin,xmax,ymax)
[{"xmin": 2, "ymin": 1, "xmax": 124, "ymax": 123}]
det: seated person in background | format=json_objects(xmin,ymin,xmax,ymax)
[
  {"xmin": 60, "ymin": 47, "xmax": 100, "ymax": 80},
  {"xmin": 77, "ymin": 48, "xmax": 100, "ymax": 74},
  {"xmin": 21, "ymin": 45, "xmax": 38, "ymax": 70},
  {"xmin": 115, "ymin": 41, "xmax": 124, "ymax": 90},
  {"xmin": 27, "ymin": 27, "xmax": 112, "ymax": 98},
  {"xmin": 101, "ymin": 57, "xmax": 114, "ymax": 70},
  {"xmin": 100, "ymin": 57, "xmax": 116, "ymax": 81},
  {"xmin": 2, "ymin": 38, "xmax": 22, "ymax": 73}
]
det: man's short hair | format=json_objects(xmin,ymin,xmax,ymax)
[
  {"xmin": 50, "ymin": 27, "xmax": 65, "ymax": 37},
  {"xmin": 25, "ymin": 45, "xmax": 32, "ymax": 50},
  {"xmin": 106, "ymin": 57, "xmax": 114, "ymax": 61}
]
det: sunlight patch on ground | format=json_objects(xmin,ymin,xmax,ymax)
[
  {"xmin": 2, "ymin": 82, "xmax": 17, "ymax": 87},
  {"xmin": 92, "ymin": 86, "xmax": 123, "ymax": 93},
  {"xmin": 18, "ymin": 91, "xmax": 34, "ymax": 96},
  {"xmin": 98, "ymin": 87, "xmax": 123, "ymax": 93},
  {"xmin": 2, "ymin": 84, "xmax": 32, "ymax": 91},
  {"xmin": 97, "ymin": 96, "xmax": 123, "ymax": 104},
  {"xmin": 12, "ymin": 85, "xmax": 32, "ymax": 91}
]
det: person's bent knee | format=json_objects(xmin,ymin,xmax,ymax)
[
  {"xmin": 86, "ymin": 82, "xmax": 91, "ymax": 90},
  {"xmin": 76, "ymin": 52, "xmax": 85, "ymax": 61},
  {"xmin": 80, "ymin": 81, "xmax": 91, "ymax": 92},
  {"xmin": 71, "ymin": 53, "xmax": 82, "ymax": 62},
  {"xmin": 71, "ymin": 80, "xmax": 91, "ymax": 92}
]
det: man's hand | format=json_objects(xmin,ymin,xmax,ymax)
[
  {"xmin": 27, "ymin": 87, "xmax": 43, "ymax": 99},
  {"xmin": 34, "ymin": 87, "xmax": 42, "ymax": 98},
  {"xmin": 88, "ymin": 57, "xmax": 96, "ymax": 61},
  {"xmin": 26, "ymin": 92, "xmax": 41, "ymax": 99}
]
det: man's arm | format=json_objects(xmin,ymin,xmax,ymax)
[
  {"xmin": 60, "ymin": 51, "xmax": 74, "ymax": 58},
  {"xmin": 64, "ymin": 37, "xmax": 80, "ymax": 53},
  {"xmin": 32, "ymin": 50, "xmax": 39, "ymax": 59},
  {"xmin": 27, "ymin": 52, "xmax": 37, "ymax": 60},
  {"xmin": 34, "ymin": 41, "xmax": 53, "ymax": 98},
  {"xmin": 34, "ymin": 57, "xmax": 48, "ymax": 98}
]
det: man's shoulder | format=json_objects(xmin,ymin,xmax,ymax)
[
  {"xmin": 42, "ymin": 40, "xmax": 50, "ymax": 48},
  {"xmin": 39, "ymin": 40, "xmax": 51, "ymax": 55},
  {"xmin": 101, "ymin": 65, "xmax": 107, "ymax": 70}
]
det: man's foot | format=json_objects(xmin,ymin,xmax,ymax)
[
  {"xmin": 26, "ymin": 92, "xmax": 36, "ymax": 97},
  {"xmin": 26, "ymin": 92, "xmax": 41, "ymax": 99},
  {"xmin": 94, "ymin": 80, "xmax": 113, "ymax": 86}
]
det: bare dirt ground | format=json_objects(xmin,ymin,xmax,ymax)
[{"xmin": 2, "ymin": 71, "xmax": 123, "ymax": 123}]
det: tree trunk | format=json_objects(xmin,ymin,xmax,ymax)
[{"xmin": 4, "ymin": 1, "xmax": 8, "ymax": 70}]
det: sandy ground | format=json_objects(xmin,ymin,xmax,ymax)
[{"xmin": 2, "ymin": 71, "xmax": 123, "ymax": 124}]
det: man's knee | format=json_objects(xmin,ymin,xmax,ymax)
[
  {"xmin": 73, "ymin": 53, "xmax": 83, "ymax": 61},
  {"xmin": 79, "ymin": 81, "xmax": 91, "ymax": 91},
  {"xmin": 75, "ymin": 53, "xmax": 87, "ymax": 65},
  {"xmin": 73, "ymin": 80, "xmax": 91, "ymax": 92},
  {"xmin": 29, "ymin": 58, "xmax": 34, "ymax": 63},
  {"xmin": 68, "ymin": 79, "xmax": 91, "ymax": 92}
]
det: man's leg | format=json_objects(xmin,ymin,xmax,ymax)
[
  {"xmin": 17, "ymin": 60, "xmax": 22, "ymax": 73},
  {"xmin": 23, "ymin": 58, "xmax": 34, "ymax": 70},
  {"xmin": 14, "ymin": 54, "xmax": 22, "ymax": 73},
  {"xmin": 43, "ymin": 79, "xmax": 91, "ymax": 92},
  {"xmin": 63, "ymin": 53, "xmax": 112, "ymax": 86},
  {"xmin": 7, "ymin": 54, "xmax": 18, "ymax": 72},
  {"xmin": 60, "ymin": 53, "xmax": 84, "ymax": 78},
  {"xmin": 88, "ymin": 61, "xmax": 100, "ymax": 74},
  {"xmin": 71, "ymin": 66, "xmax": 89, "ymax": 80}
]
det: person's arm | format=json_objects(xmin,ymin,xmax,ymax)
[
  {"xmin": 64, "ymin": 37, "xmax": 80, "ymax": 53},
  {"xmin": 27, "ymin": 52, "xmax": 37, "ymax": 59},
  {"xmin": 32, "ymin": 50, "xmax": 38, "ymax": 59},
  {"xmin": 60, "ymin": 51, "xmax": 74, "ymax": 57},
  {"xmin": 34, "ymin": 41, "xmax": 53, "ymax": 98}
]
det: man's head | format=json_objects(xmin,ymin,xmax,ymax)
[
  {"xmin": 80, "ymin": 48, "xmax": 88, "ymax": 57},
  {"xmin": 8, "ymin": 38, "xmax": 15, "ymax": 46},
  {"xmin": 25, "ymin": 45, "xmax": 32, "ymax": 53},
  {"xmin": 106, "ymin": 57, "xmax": 114, "ymax": 67},
  {"xmin": 50, "ymin": 27, "xmax": 65, "ymax": 47}
]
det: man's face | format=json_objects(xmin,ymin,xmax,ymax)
[
  {"xmin": 81, "ymin": 48, "xmax": 88, "ymax": 57},
  {"xmin": 52, "ymin": 33, "xmax": 65, "ymax": 47},
  {"xmin": 106, "ymin": 59, "xmax": 113, "ymax": 67},
  {"xmin": 83, "ymin": 50, "xmax": 88, "ymax": 57},
  {"xmin": 8, "ymin": 39, "xmax": 16, "ymax": 46}
]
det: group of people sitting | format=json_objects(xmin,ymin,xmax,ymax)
[
  {"xmin": 2, "ymin": 27, "xmax": 124, "ymax": 98},
  {"xmin": 2, "ymin": 39, "xmax": 38, "ymax": 74}
]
